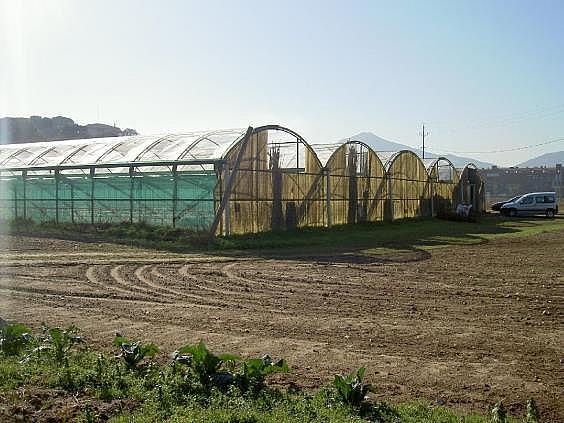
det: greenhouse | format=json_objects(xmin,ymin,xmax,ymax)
[
  {"xmin": 314, "ymin": 141, "xmax": 387, "ymax": 225},
  {"xmin": 425, "ymin": 157, "xmax": 460, "ymax": 214},
  {"xmin": 0, "ymin": 124, "xmax": 485, "ymax": 235},
  {"xmin": 384, "ymin": 150, "xmax": 431, "ymax": 220},
  {"xmin": 458, "ymin": 163, "xmax": 486, "ymax": 214}
]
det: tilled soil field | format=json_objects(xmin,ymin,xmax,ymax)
[{"xmin": 0, "ymin": 232, "xmax": 562, "ymax": 420}]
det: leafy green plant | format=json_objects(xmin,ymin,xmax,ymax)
[
  {"xmin": 0, "ymin": 323, "xmax": 33, "ymax": 356},
  {"xmin": 23, "ymin": 324, "xmax": 84, "ymax": 364},
  {"xmin": 491, "ymin": 401, "xmax": 507, "ymax": 423},
  {"xmin": 238, "ymin": 355, "xmax": 288, "ymax": 393},
  {"xmin": 174, "ymin": 340, "xmax": 239, "ymax": 388},
  {"xmin": 113, "ymin": 335, "xmax": 159, "ymax": 370},
  {"xmin": 332, "ymin": 367, "xmax": 374, "ymax": 407},
  {"xmin": 79, "ymin": 403, "xmax": 99, "ymax": 423},
  {"xmin": 47, "ymin": 325, "xmax": 84, "ymax": 364},
  {"xmin": 526, "ymin": 398, "xmax": 540, "ymax": 423}
]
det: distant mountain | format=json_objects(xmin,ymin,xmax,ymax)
[
  {"xmin": 0, "ymin": 116, "xmax": 137, "ymax": 144},
  {"xmin": 516, "ymin": 151, "xmax": 564, "ymax": 167},
  {"xmin": 347, "ymin": 132, "xmax": 495, "ymax": 169}
]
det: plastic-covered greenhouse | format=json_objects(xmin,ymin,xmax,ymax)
[{"xmin": 0, "ymin": 124, "xmax": 485, "ymax": 235}]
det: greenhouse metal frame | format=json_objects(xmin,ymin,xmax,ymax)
[{"xmin": 0, "ymin": 124, "xmax": 485, "ymax": 235}]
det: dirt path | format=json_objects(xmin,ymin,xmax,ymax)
[{"xmin": 1, "ymin": 232, "xmax": 562, "ymax": 420}]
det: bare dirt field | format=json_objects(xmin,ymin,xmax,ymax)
[{"xmin": 1, "ymin": 230, "xmax": 563, "ymax": 420}]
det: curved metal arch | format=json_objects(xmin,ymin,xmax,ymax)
[
  {"xmin": 0, "ymin": 147, "xmax": 31, "ymax": 166},
  {"xmin": 461, "ymin": 162, "xmax": 478, "ymax": 171},
  {"xmin": 222, "ymin": 124, "xmax": 323, "ymax": 170},
  {"xmin": 324, "ymin": 139, "xmax": 386, "ymax": 172},
  {"xmin": 426, "ymin": 156, "xmax": 460, "ymax": 181},
  {"xmin": 28, "ymin": 146, "xmax": 58, "ymax": 166},
  {"xmin": 381, "ymin": 151, "xmax": 402, "ymax": 171},
  {"xmin": 59, "ymin": 144, "xmax": 92, "ymax": 166},
  {"xmin": 132, "ymin": 133, "xmax": 179, "ymax": 162},
  {"xmin": 459, "ymin": 162, "xmax": 482, "ymax": 182},
  {"xmin": 95, "ymin": 141, "xmax": 125, "ymax": 163},
  {"xmin": 384, "ymin": 150, "xmax": 427, "ymax": 175},
  {"xmin": 176, "ymin": 129, "xmax": 234, "ymax": 161}
]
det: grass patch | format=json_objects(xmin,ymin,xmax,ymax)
[
  {"xmin": 2, "ymin": 215, "xmax": 563, "ymax": 256},
  {"xmin": 0, "ymin": 322, "xmax": 536, "ymax": 423}
]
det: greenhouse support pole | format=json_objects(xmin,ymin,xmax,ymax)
[
  {"xmin": 55, "ymin": 169, "xmax": 60, "ymax": 224},
  {"xmin": 387, "ymin": 172, "xmax": 393, "ymax": 221},
  {"xmin": 22, "ymin": 170, "xmax": 27, "ymax": 219},
  {"xmin": 172, "ymin": 165, "xmax": 178, "ymax": 228},
  {"xmin": 89, "ymin": 168, "xmax": 95, "ymax": 225},
  {"xmin": 430, "ymin": 177, "xmax": 434, "ymax": 217},
  {"xmin": 13, "ymin": 175, "xmax": 18, "ymax": 219},
  {"xmin": 209, "ymin": 126, "xmax": 253, "ymax": 238},
  {"xmin": 325, "ymin": 168, "xmax": 332, "ymax": 227},
  {"xmin": 70, "ymin": 182, "xmax": 75, "ymax": 224},
  {"xmin": 223, "ymin": 163, "xmax": 231, "ymax": 236},
  {"xmin": 129, "ymin": 167, "xmax": 134, "ymax": 224}
]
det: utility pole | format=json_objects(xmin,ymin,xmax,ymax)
[{"xmin": 419, "ymin": 124, "xmax": 430, "ymax": 159}]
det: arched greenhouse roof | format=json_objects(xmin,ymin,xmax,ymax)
[
  {"xmin": 309, "ymin": 143, "xmax": 343, "ymax": 167},
  {"xmin": 0, "ymin": 129, "xmax": 247, "ymax": 169},
  {"xmin": 424, "ymin": 157, "xmax": 459, "ymax": 183},
  {"xmin": 311, "ymin": 140, "xmax": 386, "ymax": 171}
]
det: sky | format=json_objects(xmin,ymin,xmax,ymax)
[{"xmin": 1, "ymin": 0, "xmax": 563, "ymax": 166}]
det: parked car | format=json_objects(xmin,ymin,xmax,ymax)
[
  {"xmin": 491, "ymin": 195, "xmax": 521, "ymax": 211},
  {"xmin": 500, "ymin": 192, "xmax": 559, "ymax": 217}
]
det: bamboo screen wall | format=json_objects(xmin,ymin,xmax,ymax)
[
  {"xmin": 221, "ymin": 127, "xmax": 325, "ymax": 235},
  {"xmin": 386, "ymin": 151, "xmax": 431, "ymax": 220},
  {"xmin": 324, "ymin": 142, "xmax": 387, "ymax": 225}
]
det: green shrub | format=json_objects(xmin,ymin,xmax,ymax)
[
  {"xmin": 237, "ymin": 355, "xmax": 288, "ymax": 394},
  {"xmin": 113, "ymin": 335, "xmax": 159, "ymax": 371},
  {"xmin": 491, "ymin": 401, "xmax": 507, "ymax": 423},
  {"xmin": 0, "ymin": 323, "xmax": 33, "ymax": 356},
  {"xmin": 332, "ymin": 367, "xmax": 374, "ymax": 407},
  {"xmin": 174, "ymin": 340, "xmax": 240, "ymax": 389},
  {"xmin": 526, "ymin": 398, "xmax": 540, "ymax": 423}
]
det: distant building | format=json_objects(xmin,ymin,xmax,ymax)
[{"xmin": 480, "ymin": 164, "xmax": 563, "ymax": 199}]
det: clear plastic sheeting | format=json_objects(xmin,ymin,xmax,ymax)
[
  {"xmin": 0, "ymin": 129, "xmax": 246, "ymax": 171},
  {"xmin": 310, "ymin": 143, "xmax": 344, "ymax": 168}
]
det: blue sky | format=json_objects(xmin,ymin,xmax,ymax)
[{"xmin": 1, "ymin": 0, "xmax": 563, "ymax": 165}]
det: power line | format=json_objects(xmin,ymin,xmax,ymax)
[
  {"xmin": 427, "ymin": 137, "xmax": 564, "ymax": 155},
  {"xmin": 427, "ymin": 103, "xmax": 564, "ymax": 133}
]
